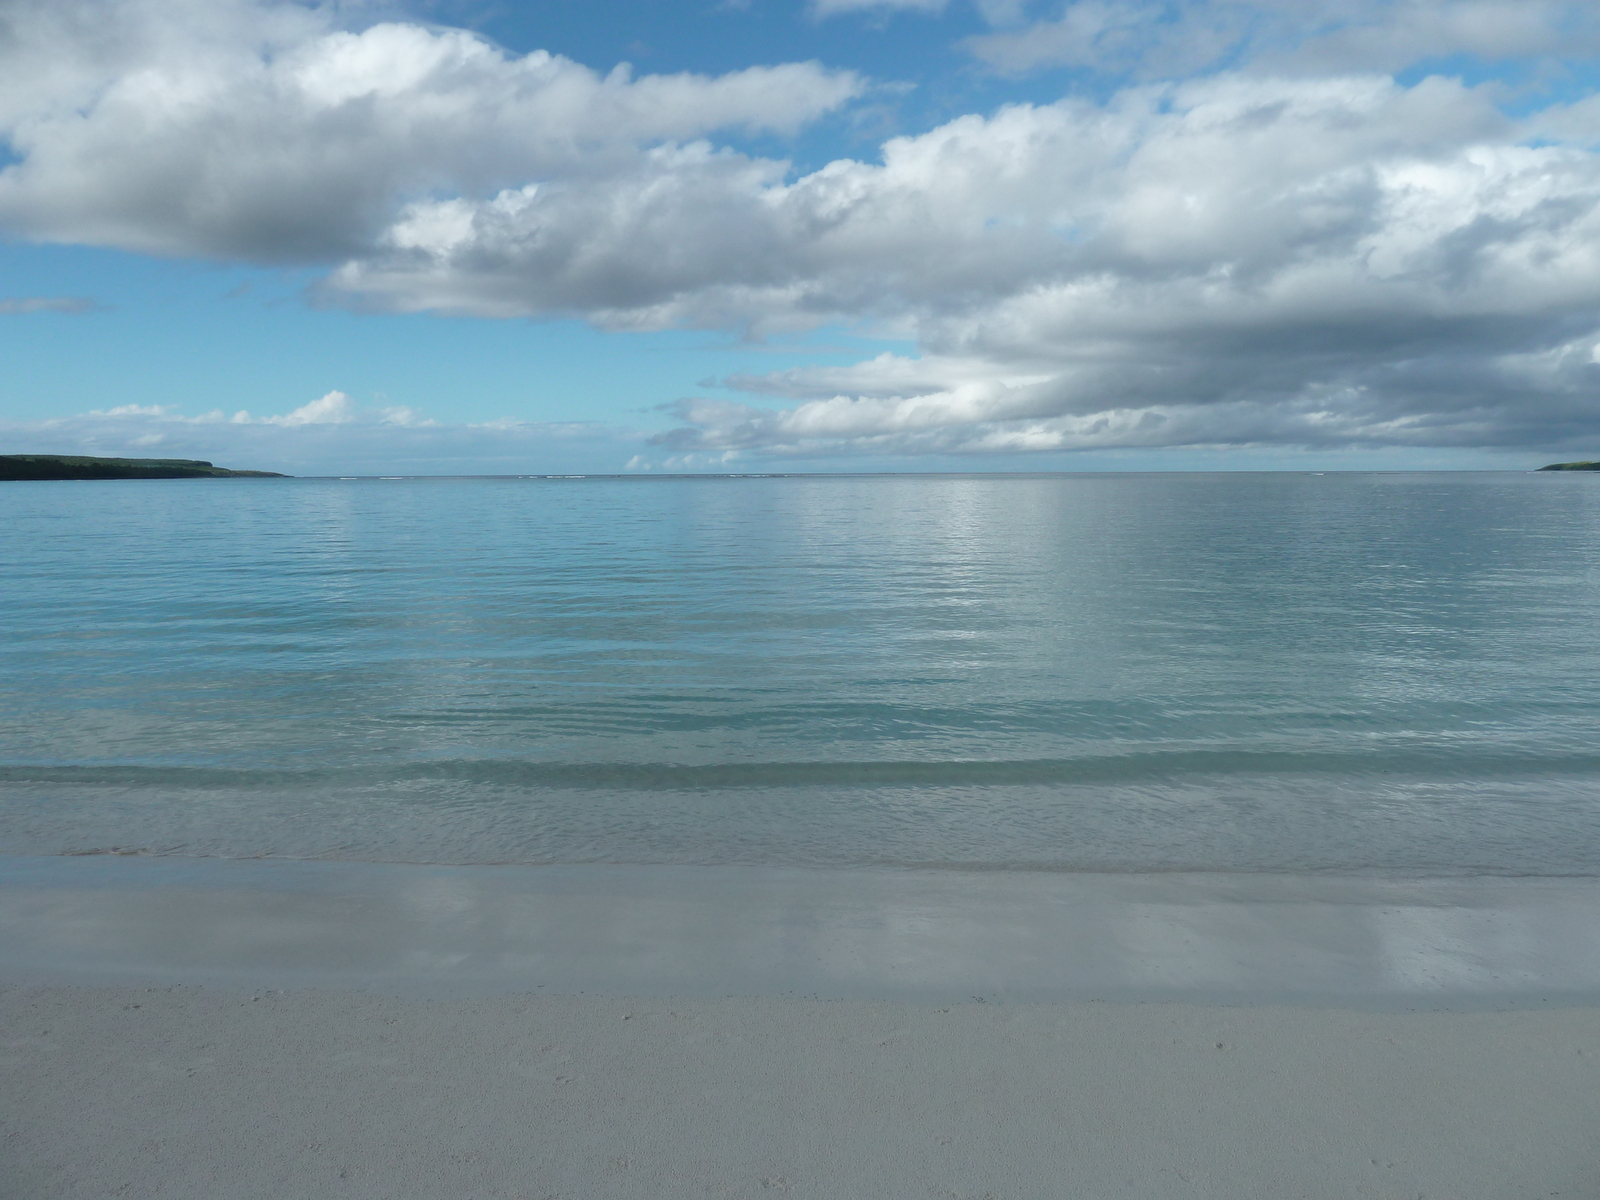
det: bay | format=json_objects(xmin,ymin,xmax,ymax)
[{"xmin": 4, "ymin": 471, "xmax": 1599, "ymax": 874}]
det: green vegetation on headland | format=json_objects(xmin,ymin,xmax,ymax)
[
  {"xmin": 1537, "ymin": 461, "xmax": 1600, "ymax": 471},
  {"xmin": 0, "ymin": 454, "xmax": 289, "ymax": 480}
]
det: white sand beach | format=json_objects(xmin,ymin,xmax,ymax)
[
  {"xmin": 5, "ymin": 856, "xmax": 1600, "ymax": 1198},
  {"xmin": 5, "ymin": 984, "xmax": 1599, "ymax": 1199}
]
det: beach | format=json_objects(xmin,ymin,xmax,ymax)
[
  {"xmin": 10, "ymin": 0, "xmax": 1600, "ymax": 1178},
  {"xmin": 8, "ymin": 474, "xmax": 1600, "ymax": 1196},
  {"xmin": 5, "ymin": 855, "xmax": 1600, "ymax": 1197},
  {"xmin": 7, "ymin": 984, "xmax": 1599, "ymax": 1199}
]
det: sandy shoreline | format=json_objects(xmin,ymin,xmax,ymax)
[
  {"xmin": 6, "ymin": 856, "xmax": 1600, "ymax": 1197},
  {"xmin": 8, "ymin": 855, "xmax": 1600, "ymax": 1004},
  {"xmin": 5, "ymin": 984, "xmax": 1598, "ymax": 1199}
]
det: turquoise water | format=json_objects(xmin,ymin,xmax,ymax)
[{"xmin": 4, "ymin": 472, "xmax": 1600, "ymax": 873}]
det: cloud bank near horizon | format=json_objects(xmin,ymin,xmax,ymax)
[
  {"xmin": 4, "ymin": 0, "xmax": 1600, "ymax": 464},
  {"xmin": 0, "ymin": 391, "xmax": 1545, "ymax": 475},
  {"xmin": 0, "ymin": 392, "xmax": 647, "ymax": 476}
]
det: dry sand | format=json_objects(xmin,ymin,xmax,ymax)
[{"xmin": 5, "ymin": 984, "xmax": 1599, "ymax": 1200}]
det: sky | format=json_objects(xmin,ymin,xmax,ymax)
[{"xmin": 3, "ymin": 0, "xmax": 1600, "ymax": 474}]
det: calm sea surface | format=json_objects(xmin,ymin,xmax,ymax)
[{"xmin": 5, "ymin": 472, "xmax": 1600, "ymax": 874}]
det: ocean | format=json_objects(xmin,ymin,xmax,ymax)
[{"xmin": 5, "ymin": 471, "xmax": 1600, "ymax": 877}]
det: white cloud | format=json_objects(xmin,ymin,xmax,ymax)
[
  {"xmin": 1, "ymin": 394, "xmax": 646, "ymax": 475},
  {"xmin": 811, "ymin": 0, "xmax": 948, "ymax": 15},
  {"xmin": 327, "ymin": 74, "xmax": 1600, "ymax": 456},
  {"xmin": 221, "ymin": 389, "xmax": 441, "ymax": 430},
  {"xmin": 0, "ymin": 295, "xmax": 97, "ymax": 314},
  {"xmin": 5, "ymin": 0, "xmax": 1600, "ymax": 462},
  {"xmin": 810, "ymin": 0, "xmax": 1031, "ymax": 18},
  {"xmin": 245, "ymin": 389, "xmax": 360, "ymax": 425},
  {"xmin": 964, "ymin": 1, "xmax": 1600, "ymax": 78},
  {"xmin": 0, "ymin": 0, "xmax": 862, "ymax": 260}
]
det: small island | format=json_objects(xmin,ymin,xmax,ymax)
[
  {"xmin": 1, "ymin": 454, "xmax": 289, "ymax": 481},
  {"xmin": 1537, "ymin": 461, "xmax": 1600, "ymax": 471}
]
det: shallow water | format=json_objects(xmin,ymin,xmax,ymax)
[{"xmin": 5, "ymin": 472, "xmax": 1600, "ymax": 873}]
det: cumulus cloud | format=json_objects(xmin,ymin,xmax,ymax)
[
  {"xmin": 239, "ymin": 389, "xmax": 355, "ymax": 425},
  {"xmin": 0, "ymin": 0, "xmax": 862, "ymax": 260},
  {"xmin": 337, "ymin": 75, "xmax": 1600, "ymax": 458},
  {"xmin": 4, "ymin": 0, "xmax": 1600, "ymax": 462},
  {"xmin": 0, "ymin": 295, "xmax": 98, "ymax": 313}
]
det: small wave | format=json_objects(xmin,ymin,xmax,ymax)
[{"xmin": 9, "ymin": 748, "xmax": 1600, "ymax": 792}]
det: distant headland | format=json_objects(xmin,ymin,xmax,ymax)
[
  {"xmin": 1, "ymin": 455, "xmax": 289, "ymax": 481},
  {"xmin": 1537, "ymin": 461, "xmax": 1600, "ymax": 471}
]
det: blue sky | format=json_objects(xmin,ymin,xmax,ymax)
[{"xmin": 3, "ymin": 0, "xmax": 1600, "ymax": 474}]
